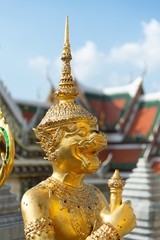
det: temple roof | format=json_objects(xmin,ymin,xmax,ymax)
[
  {"xmin": 0, "ymin": 75, "xmax": 159, "ymax": 176},
  {"xmin": 0, "ymin": 81, "xmax": 49, "ymax": 159},
  {"xmin": 84, "ymin": 77, "xmax": 143, "ymax": 131},
  {"xmin": 125, "ymin": 91, "xmax": 160, "ymax": 141},
  {"xmin": 16, "ymin": 99, "xmax": 51, "ymax": 123},
  {"xmin": 0, "ymin": 80, "xmax": 26, "ymax": 137}
]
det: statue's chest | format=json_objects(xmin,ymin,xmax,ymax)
[
  {"xmin": 58, "ymin": 193, "xmax": 102, "ymax": 238},
  {"xmin": 39, "ymin": 178, "xmax": 103, "ymax": 239}
]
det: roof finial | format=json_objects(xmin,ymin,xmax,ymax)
[{"xmin": 55, "ymin": 16, "xmax": 78, "ymax": 102}]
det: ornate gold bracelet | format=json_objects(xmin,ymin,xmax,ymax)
[
  {"xmin": 86, "ymin": 223, "xmax": 120, "ymax": 240},
  {"xmin": 24, "ymin": 217, "xmax": 55, "ymax": 239}
]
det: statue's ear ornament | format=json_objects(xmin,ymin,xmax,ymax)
[
  {"xmin": 44, "ymin": 150, "xmax": 60, "ymax": 162},
  {"xmin": 33, "ymin": 127, "xmax": 63, "ymax": 162}
]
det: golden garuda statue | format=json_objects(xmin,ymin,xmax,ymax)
[{"xmin": 21, "ymin": 17, "xmax": 136, "ymax": 240}]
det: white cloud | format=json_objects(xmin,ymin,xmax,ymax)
[
  {"xmin": 108, "ymin": 72, "xmax": 131, "ymax": 86},
  {"xmin": 69, "ymin": 19, "xmax": 160, "ymax": 91},
  {"xmin": 54, "ymin": 56, "xmax": 61, "ymax": 77},
  {"xmin": 29, "ymin": 19, "xmax": 160, "ymax": 93},
  {"xmin": 29, "ymin": 56, "xmax": 50, "ymax": 74},
  {"xmin": 108, "ymin": 19, "xmax": 160, "ymax": 72},
  {"xmin": 72, "ymin": 41, "xmax": 106, "ymax": 83}
]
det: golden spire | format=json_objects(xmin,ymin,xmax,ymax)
[
  {"xmin": 64, "ymin": 16, "xmax": 69, "ymax": 44},
  {"xmin": 55, "ymin": 16, "xmax": 78, "ymax": 102},
  {"xmin": 36, "ymin": 17, "xmax": 97, "ymax": 130}
]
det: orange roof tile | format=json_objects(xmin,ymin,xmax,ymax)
[
  {"xmin": 127, "ymin": 107, "xmax": 158, "ymax": 137},
  {"xmin": 22, "ymin": 112, "xmax": 35, "ymax": 123},
  {"xmin": 105, "ymin": 99, "xmax": 126, "ymax": 125},
  {"xmin": 152, "ymin": 162, "xmax": 160, "ymax": 174},
  {"xmin": 99, "ymin": 148, "xmax": 141, "ymax": 163},
  {"xmin": 88, "ymin": 98, "xmax": 126, "ymax": 126},
  {"xmin": 89, "ymin": 99, "xmax": 104, "ymax": 116}
]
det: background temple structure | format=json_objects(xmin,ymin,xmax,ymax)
[
  {"xmin": 123, "ymin": 157, "xmax": 160, "ymax": 240},
  {"xmin": 0, "ymin": 76, "xmax": 160, "ymax": 200},
  {"xmin": 85, "ymin": 77, "xmax": 160, "ymax": 176},
  {"xmin": 0, "ymin": 75, "xmax": 160, "ymax": 239}
]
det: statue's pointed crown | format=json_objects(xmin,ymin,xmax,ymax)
[{"xmin": 37, "ymin": 16, "xmax": 97, "ymax": 130}]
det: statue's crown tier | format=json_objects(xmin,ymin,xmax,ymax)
[
  {"xmin": 38, "ymin": 102, "xmax": 97, "ymax": 129},
  {"xmin": 36, "ymin": 16, "xmax": 97, "ymax": 131}
]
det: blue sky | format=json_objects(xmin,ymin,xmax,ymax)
[{"xmin": 0, "ymin": 0, "xmax": 160, "ymax": 101}]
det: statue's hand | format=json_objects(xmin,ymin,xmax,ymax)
[{"xmin": 100, "ymin": 200, "xmax": 136, "ymax": 237}]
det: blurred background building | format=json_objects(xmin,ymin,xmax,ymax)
[{"xmin": 0, "ymin": 75, "xmax": 159, "ymax": 202}]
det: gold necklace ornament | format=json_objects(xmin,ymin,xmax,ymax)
[{"xmin": 38, "ymin": 177, "xmax": 103, "ymax": 238}]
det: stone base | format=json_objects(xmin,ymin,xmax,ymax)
[
  {"xmin": 0, "ymin": 222, "xmax": 24, "ymax": 240},
  {"xmin": 0, "ymin": 184, "xmax": 25, "ymax": 240}
]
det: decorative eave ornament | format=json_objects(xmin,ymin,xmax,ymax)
[{"xmin": 36, "ymin": 16, "xmax": 97, "ymax": 132}]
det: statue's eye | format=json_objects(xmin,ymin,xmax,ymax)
[{"xmin": 78, "ymin": 128, "xmax": 88, "ymax": 137}]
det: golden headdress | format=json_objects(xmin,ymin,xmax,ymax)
[{"xmin": 37, "ymin": 17, "xmax": 97, "ymax": 132}]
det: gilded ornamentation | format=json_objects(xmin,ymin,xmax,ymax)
[
  {"xmin": 37, "ymin": 177, "xmax": 102, "ymax": 238},
  {"xmin": 0, "ymin": 107, "xmax": 15, "ymax": 188},
  {"xmin": 24, "ymin": 217, "xmax": 55, "ymax": 239},
  {"xmin": 38, "ymin": 102, "xmax": 97, "ymax": 129},
  {"xmin": 86, "ymin": 223, "xmax": 120, "ymax": 240},
  {"xmin": 108, "ymin": 170, "xmax": 125, "ymax": 213},
  {"xmin": 35, "ymin": 16, "xmax": 97, "ymax": 131},
  {"xmin": 21, "ymin": 16, "xmax": 136, "ymax": 240},
  {"xmin": 34, "ymin": 126, "xmax": 64, "ymax": 162},
  {"xmin": 108, "ymin": 170, "xmax": 125, "ymax": 189}
]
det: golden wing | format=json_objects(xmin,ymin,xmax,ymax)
[{"xmin": 0, "ymin": 108, "xmax": 15, "ymax": 188}]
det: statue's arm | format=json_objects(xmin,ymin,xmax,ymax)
[
  {"xmin": 24, "ymin": 220, "xmax": 55, "ymax": 240},
  {"xmin": 85, "ymin": 189, "xmax": 136, "ymax": 240},
  {"xmin": 86, "ymin": 222, "xmax": 120, "ymax": 240},
  {"xmin": 21, "ymin": 188, "xmax": 55, "ymax": 240},
  {"xmin": 85, "ymin": 188, "xmax": 120, "ymax": 240}
]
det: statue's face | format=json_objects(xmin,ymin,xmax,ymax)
[{"xmin": 55, "ymin": 122, "xmax": 107, "ymax": 174}]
